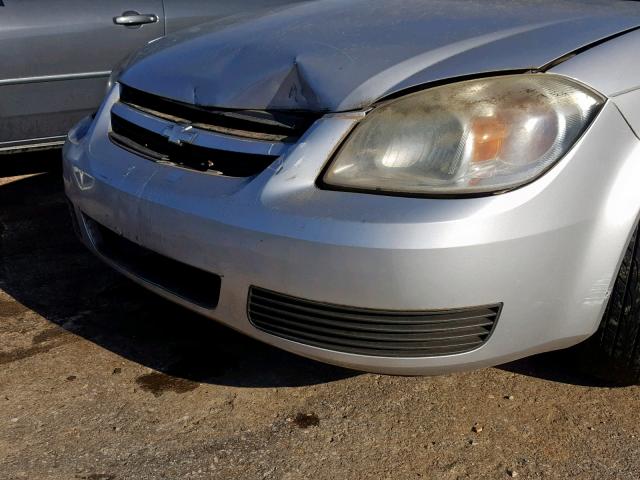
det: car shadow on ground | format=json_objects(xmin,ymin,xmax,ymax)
[
  {"xmin": 0, "ymin": 151, "xmax": 621, "ymax": 389},
  {"xmin": 499, "ymin": 349, "xmax": 625, "ymax": 388}
]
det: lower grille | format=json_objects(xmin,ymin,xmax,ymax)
[
  {"xmin": 84, "ymin": 215, "xmax": 221, "ymax": 309},
  {"xmin": 248, "ymin": 287, "xmax": 501, "ymax": 357}
]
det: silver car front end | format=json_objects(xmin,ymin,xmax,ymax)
[{"xmin": 63, "ymin": 80, "xmax": 640, "ymax": 375}]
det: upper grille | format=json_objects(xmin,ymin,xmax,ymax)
[
  {"xmin": 248, "ymin": 287, "xmax": 501, "ymax": 357},
  {"xmin": 110, "ymin": 113, "xmax": 277, "ymax": 176},
  {"xmin": 119, "ymin": 84, "xmax": 320, "ymax": 142},
  {"xmin": 108, "ymin": 84, "xmax": 321, "ymax": 177}
]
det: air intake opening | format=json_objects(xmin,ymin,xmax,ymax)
[
  {"xmin": 84, "ymin": 215, "xmax": 221, "ymax": 309},
  {"xmin": 248, "ymin": 287, "xmax": 501, "ymax": 357}
]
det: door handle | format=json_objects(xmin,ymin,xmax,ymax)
[{"xmin": 113, "ymin": 11, "xmax": 158, "ymax": 27}]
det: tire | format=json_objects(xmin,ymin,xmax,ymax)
[{"xmin": 582, "ymin": 225, "xmax": 640, "ymax": 384}]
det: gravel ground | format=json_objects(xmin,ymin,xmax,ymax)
[{"xmin": 2, "ymin": 151, "xmax": 640, "ymax": 480}]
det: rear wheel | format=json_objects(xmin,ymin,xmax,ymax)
[{"xmin": 583, "ymin": 226, "xmax": 640, "ymax": 384}]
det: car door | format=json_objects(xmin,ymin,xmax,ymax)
[
  {"xmin": 0, "ymin": 0, "xmax": 164, "ymax": 151},
  {"xmin": 162, "ymin": 0, "xmax": 310, "ymax": 34}
]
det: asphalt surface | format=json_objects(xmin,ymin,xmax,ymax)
[{"xmin": 2, "ymin": 151, "xmax": 640, "ymax": 480}]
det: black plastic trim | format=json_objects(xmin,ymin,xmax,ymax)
[
  {"xmin": 84, "ymin": 215, "xmax": 221, "ymax": 309},
  {"xmin": 119, "ymin": 83, "xmax": 322, "ymax": 141},
  {"xmin": 109, "ymin": 112, "xmax": 278, "ymax": 177}
]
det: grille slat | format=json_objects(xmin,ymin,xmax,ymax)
[{"xmin": 248, "ymin": 287, "xmax": 501, "ymax": 357}]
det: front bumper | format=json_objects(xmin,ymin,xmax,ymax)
[{"xmin": 63, "ymin": 91, "xmax": 640, "ymax": 374}]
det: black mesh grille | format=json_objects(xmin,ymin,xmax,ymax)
[
  {"xmin": 110, "ymin": 113, "xmax": 278, "ymax": 176},
  {"xmin": 248, "ymin": 287, "xmax": 501, "ymax": 357}
]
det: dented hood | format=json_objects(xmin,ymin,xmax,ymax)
[{"xmin": 120, "ymin": 0, "xmax": 640, "ymax": 112}]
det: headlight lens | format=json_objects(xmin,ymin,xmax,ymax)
[{"xmin": 322, "ymin": 74, "xmax": 604, "ymax": 196}]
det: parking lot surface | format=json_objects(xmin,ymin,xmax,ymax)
[{"xmin": 2, "ymin": 151, "xmax": 640, "ymax": 480}]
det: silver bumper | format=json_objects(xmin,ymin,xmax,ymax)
[{"xmin": 63, "ymin": 90, "xmax": 640, "ymax": 374}]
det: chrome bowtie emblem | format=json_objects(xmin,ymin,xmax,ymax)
[{"xmin": 162, "ymin": 123, "xmax": 197, "ymax": 145}]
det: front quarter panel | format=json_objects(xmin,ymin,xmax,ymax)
[{"xmin": 550, "ymin": 28, "xmax": 640, "ymax": 96}]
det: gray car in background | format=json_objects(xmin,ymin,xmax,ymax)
[{"xmin": 0, "ymin": 0, "xmax": 307, "ymax": 153}]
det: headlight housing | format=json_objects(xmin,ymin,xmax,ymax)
[{"xmin": 321, "ymin": 74, "xmax": 604, "ymax": 196}]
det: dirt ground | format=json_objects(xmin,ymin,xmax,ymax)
[{"xmin": 2, "ymin": 151, "xmax": 640, "ymax": 480}]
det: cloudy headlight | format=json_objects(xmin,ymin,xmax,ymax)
[{"xmin": 322, "ymin": 74, "xmax": 604, "ymax": 196}]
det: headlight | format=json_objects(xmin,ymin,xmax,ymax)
[{"xmin": 321, "ymin": 74, "xmax": 604, "ymax": 196}]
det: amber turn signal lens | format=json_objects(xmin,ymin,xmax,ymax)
[{"xmin": 471, "ymin": 116, "xmax": 509, "ymax": 163}]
